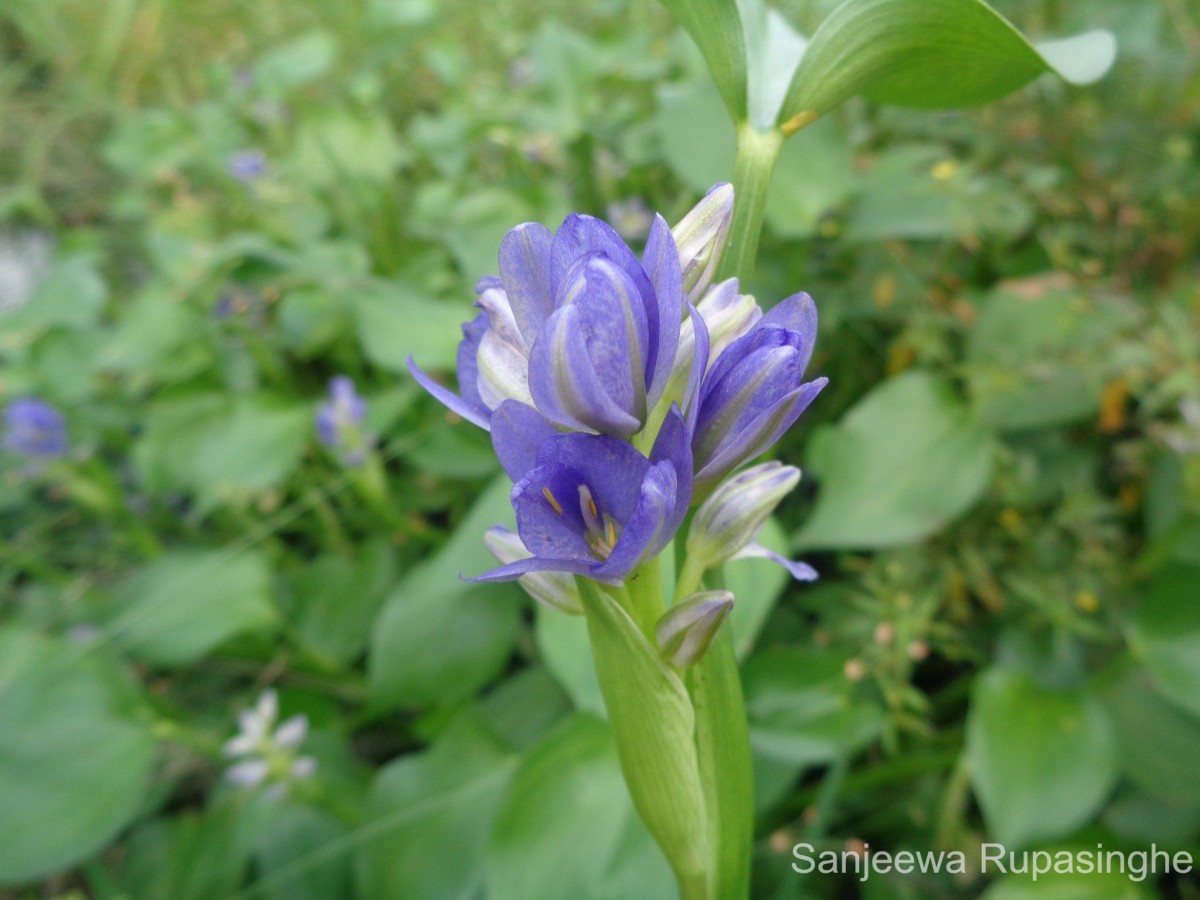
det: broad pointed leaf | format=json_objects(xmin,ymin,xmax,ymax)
[
  {"xmin": 779, "ymin": 0, "xmax": 1115, "ymax": 124},
  {"xmin": 660, "ymin": 0, "xmax": 748, "ymax": 120}
]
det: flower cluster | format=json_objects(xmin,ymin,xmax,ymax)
[
  {"xmin": 409, "ymin": 184, "xmax": 825, "ymax": 605},
  {"xmin": 222, "ymin": 690, "xmax": 317, "ymax": 798}
]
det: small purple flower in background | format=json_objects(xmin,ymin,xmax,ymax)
[
  {"xmin": 228, "ymin": 149, "xmax": 267, "ymax": 183},
  {"xmin": 233, "ymin": 66, "xmax": 256, "ymax": 91},
  {"xmin": 213, "ymin": 293, "xmax": 235, "ymax": 319},
  {"xmin": 507, "ymin": 57, "xmax": 536, "ymax": 89},
  {"xmin": 316, "ymin": 376, "xmax": 371, "ymax": 465},
  {"xmin": 2, "ymin": 398, "xmax": 68, "ymax": 459},
  {"xmin": 223, "ymin": 690, "xmax": 317, "ymax": 799}
]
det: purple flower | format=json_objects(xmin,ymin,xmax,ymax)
[
  {"xmin": 691, "ymin": 293, "xmax": 827, "ymax": 498},
  {"xmin": 2, "ymin": 398, "xmax": 67, "ymax": 459},
  {"xmin": 228, "ymin": 149, "xmax": 267, "ymax": 183},
  {"xmin": 408, "ymin": 211, "xmax": 684, "ymax": 439},
  {"xmin": 470, "ymin": 404, "xmax": 692, "ymax": 584},
  {"xmin": 316, "ymin": 376, "xmax": 370, "ymax": 465}
]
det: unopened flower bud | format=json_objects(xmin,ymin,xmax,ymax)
[
  {"xmin": 484, "ymin": 526, "xmax": 583, "ymax": 614},
  {"xmin": 666, "ymin": 280, "xmax": 763, "ymax": 403},
  {"xmin": 655, "ymin": 590, "xmax": 734, "ymax": 668},
  {"xmin": 694, "ymin": 279, "xmax": 763, "ymax": 364},
  {"xmin": 688, "ymin": 462, "xmax": 801, "ymax": 569},
  {"xmin": 672, "ymin": 183, "xmax": 734, "ymax": 303}
]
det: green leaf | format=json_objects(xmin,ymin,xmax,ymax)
[
  {"xmin": 358, "ymin": 714, "xmax": 515, "ymax": 900},
  {"xmin": 351, "ymin": 284, "xmax": 469, "ymax": 374},
  {"xmin": 982, "ymin": 867, "xmax": 1153, "ymax": 900},
  {"xmin": 1104, "ymin": 786, "xmax": 1200, "ymax": 849},
  {"xmin": 779, "ymin": 0, "xmax": 1116, "ymax": 124},
  {"xmin": 254, "ymin": 807, "xmax": 354, "ymax": 900},
  {"xmin": 485, "ymin": 715, "xmax": 675, "ymax": 900},
  {"xmin": 1035, "ymin": 31, "xmax": 1120, "ymax": 86},
  {"xmin": 966, "ymin": 668, "xmax": 1118, "ymax": 848},
  {"xmin": 535, "ymin": 603, "xmax": 606, "ymax": 716},
  {"xmin": 288, "ymin": 542, "xmax": 395, "ymax": 666},
  {"xmin": 255, "ymin": 31, "xmax": 337, "ymax": 91},
  {"xmin": 656, "ymin": 81, "xmax": 735, "ymax": 195},
  {"xmin": 742, "ymin": 649, "xmax": 881, "ymax": 766},
  {"xmin": 1144, "ymin": 454, "xmax": 1200, "ymax": 568},
  {"xmin": 26, "ymin": 328, "xmax": 104, "ymax": 401},
  {"xmin": 134, "ymin": 394, "xmax": 311, "ymax": 513},
  {"xmin": 292, "ymin": 108, "xmax": 405, "ymax": 186},
  {"xmin": 369, "ymin": 475, "xmax": 523, "ymax": 707},
  {"xmin": 1, "ymin": 254, "xmax": 107, "ymax": 338},
  {"xmin": 99, "ymin": 286, "xmax": 209, "ymax": 379},
  {"xmin": 409, "ymin": 184, "xmax": 532, "ymax": 282},
  {"xmin": 740, "ymin": 0, "xmax": 808, "ymax": 130},
  {"xmin": 841, "ymin": 145, "xmax": 1034, "ymax": 243},
  {"xmin": 658, "ymin": 0, "xmax": 747, "ymax": 120},
  {"xmin": 1104, "ymin": 671, "xmax": 1200, "ymax": 808},
  {"xmin": 107, "ymin": 549, "xmax": 278, "ymax": 665},
  {"xmin": 966, "ymin": 284, "xmax": 1136, "ymax": 432},
  {"xmin": 763, "ymin": 116, "xmax": 856, "ymax": 239},
  {"xmin": 0, "ymin": 628, "xmax": 156, "ymax": 884},
  {"xmin": 476, "ymin": 666, "xmax": 573, "ymax": 754},
  {"xmin": 1128, "ymin": 564, "xmax": 1200, "ymax": 718},
  {"xmin": 576, "ymin": 579, "xmax": 710, "ymax": 888},
  {"xmin": 795, "ymin": 371, "xmax": 994, "ymax": 549},
  {"xmin": 115, "ymin": 796, "xmax": 264, "ymax": 900}
]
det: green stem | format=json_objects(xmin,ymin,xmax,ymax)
[
  {"xmin": 674, "ymin": 552, "xmax": 707, "ymax": 605},
  {"xmin": 674, "ymin": 553, "xmax": 754, "ymax": 900},
  {"xmin": 353, "ymin": 451, "xmax": 405, "ymax": 529},
  {"xmin": 626, "ymin": 556, "xmax": 664, "ymax": 636},
  {"xmin": 576, "ymin": 577, "xmax": 711, "ymax": 895},
  {"xmin": 691, "ymin": 627, "xmax": 754, "ymax": 900},
  {"xmin": 679, "ymin": 872, "xmax": 709, "ymax": 900},
  {"xmin": 715, "ymin": 123, "xmax": 785, "ymax": 285}
]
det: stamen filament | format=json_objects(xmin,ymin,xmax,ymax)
[
  {"xmin": 542, "ymin": 486, "xmax": 565, "ymax": 515},
  {"xmin": 578, "ymin": 484, "xmax": 604, "ymax": 539}
]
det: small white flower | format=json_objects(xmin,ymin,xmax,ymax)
[
  {"xmin": 273, "ymin": 714, "xmax": 309, "ymax": 751},
  {"xmin": 226, "ymin": 759, "xmax": 270, "ymax": 788},
  {"xmin": 223, "ymin": 689, "xmax": 317, "ymax": 795}
]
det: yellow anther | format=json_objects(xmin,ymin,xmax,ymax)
[
  {"xmin": 606, "ymin": 519, "xmax": 617, "ymax": 547},
  {"xmin": 542, "ymin": 486, "xmax": 564, "ymax": 515},
  {"xmin": 587, "ymin": 494, "xmax": 599, "ymax": 519}
]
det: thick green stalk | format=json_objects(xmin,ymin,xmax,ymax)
[
  {"xmin": 674, "ymin": 554, "xmax": 755, "ymax": 900},
  {"xmin": 691, "ymin": 628, "xmax": 754, "ymax": 900},
  {"xmin": 576, "ymin": 577, "xmax": 712, "ymax": 896},
  {"xmin": 715, "ymin": 123, "xmax": 785, "ymax": 284},
  {"xmin": 626, "ymin": 555, "xmax": 665, "ymax": 637}
]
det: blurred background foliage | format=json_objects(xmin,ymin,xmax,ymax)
[{"xmin": 0, "ymin": 0, "xmax": 1198, "ymax": 897}]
